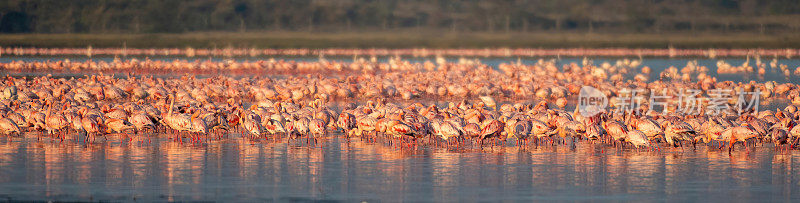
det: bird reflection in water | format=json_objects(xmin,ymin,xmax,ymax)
[{"xmin": 0, "ymin": 132, "xmax": 798, "ymax": 202}]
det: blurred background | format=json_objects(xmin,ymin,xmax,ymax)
[{"xmin": 0, "ymin": 0, "xmax": 798, "ymax": 48}]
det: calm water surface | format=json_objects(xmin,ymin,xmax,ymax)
[{"xmin": 0, "ymin": 134, "xmax": 798, "ymax": 202}]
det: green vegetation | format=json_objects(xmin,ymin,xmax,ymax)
[
  {"xmin": 0, "ymin": 0, "xmax": 798, "ymax": 48},
  {"xmin": 2, "ymin": 0, "xmax": 800, "ymax": 34},
  {"xmin": 0, "ymin": 32, "xmax": 798, "ymax": 49}
]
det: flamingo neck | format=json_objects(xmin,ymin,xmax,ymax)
[
  {"xmin": 46, "ymin": 104, "xmax": 53, "ymax": 118},
  {"xmin": 168, "ymin": 96, "xmax": 175, "ymax": 115}
]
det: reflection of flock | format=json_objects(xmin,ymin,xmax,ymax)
[{"xmin": 1, "ymin": 57, "xmax": 800, "ymax": 153}]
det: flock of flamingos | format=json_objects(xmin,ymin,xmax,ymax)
[
  {"xmin": 1, "ymin": 49, "xmax": 800, "ymax": 153},
  {"xmin": 1, "ymin": 47, "xmax": 798, "ymax": 58}
]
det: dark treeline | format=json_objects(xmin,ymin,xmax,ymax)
[{"xmin": 0, "ymin": 0, "xmax": 799, "ymax": 34}]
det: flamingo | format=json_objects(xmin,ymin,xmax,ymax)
[
  {"xmin": 0, "ymin": 116, "xmax": 21, "ymax": 135},
  {"xmin": 510, "ymin": 119, "xmax": 531, "ymax": 144},
  {"xmin": 603, "ymin": 118, "xmax": 628, "ymax": 146},
  {"xmin": 189, "ymin": 112, "xmax": 209, "ymax": 134},
  {"xmin": 664, "ymin": 120, "xmax": 696, "ymax": 148},
  {"xmin": 437, "ymin": 121, "xmax": 461, "ymax": 144},
  {"xmin": 81, "ymin": 116, "xmax": 101, "ymax": 136},
  {"xmin": 44, "ymin": 104, "xmax": 69, "ymax": 135},
  {"xmin": 105, "ymin": 118, "xmax": 135, "ymax": 134},
  {"xmin": 242, "ymin": 113, "xmax": 263, "ymax": 138},
  {"xmin": 479, "ymin": 119, "xmax": 503, "ymax": 140},
  {"xmin": 129, "ymin": 113, "xmax": 156, "ymax": 133},
  {"xmin": 5, "ymin": 112, "xmax": 26, "ymax": 129},
  {"xmin": 770, "ymin": 128, "xmax": 789, "ymax": 145},
  {"xmin": 309, "ymin": 118, "xmax": 326, "ymax": 138},
  {"xmin": 626, "ymin": 129, "xmax": 650, "ymax": 148},
  {"xmin": 463, "ymin": 123, "xmax": 481, "ymax": 139},
  {"xmin": 721, "ymin": 125, "xmax": 759, "ymax": 152},
  {"xmin": 530, "ymin": 119, "xmax": 555, "ymax": 143},
  {"xmin": 356, "ymin": 116, "xmax": 378, "ymax": 137},
  {"xmin": 630, "ymin": 116, "xmax": 663, "ymax": 141},
  {"xmin": 386, "ymin": 121, "xmax": 414, "ymax": 140},
  {"xmin": 336, "ymin": 112, "xmax": 356, "ymax": 135},
  {"xmin": 161, "ymin": 95, "xmax": 192, "ymax": 135},
  {"xmin": 291, "ymin": 117, "xmax": 310, "ymax": 140}
]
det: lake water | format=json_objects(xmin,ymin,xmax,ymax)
[
  {"xmin": 0, "ymin": 134, "xmax": 798, "ymax": 202},
  {"xmin": 1, "ymin": 56, "xmax": 800, "ymax": 202},
  {"xmin": 3, "ymin": 55, "xmax": 800, "ymax": 83}
]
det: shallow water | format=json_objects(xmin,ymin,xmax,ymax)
[{"xmin": 0, "ymin": 134, "xmax": 798, "ymax": 202}]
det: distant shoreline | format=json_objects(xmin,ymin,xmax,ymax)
[
  {"xmin": 0, "ymin": 32, "xmax": 799, "ymax": 49},
  {"xmin": 0, "ymin": 46, "xmax": 797, "ymax": 59}
]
